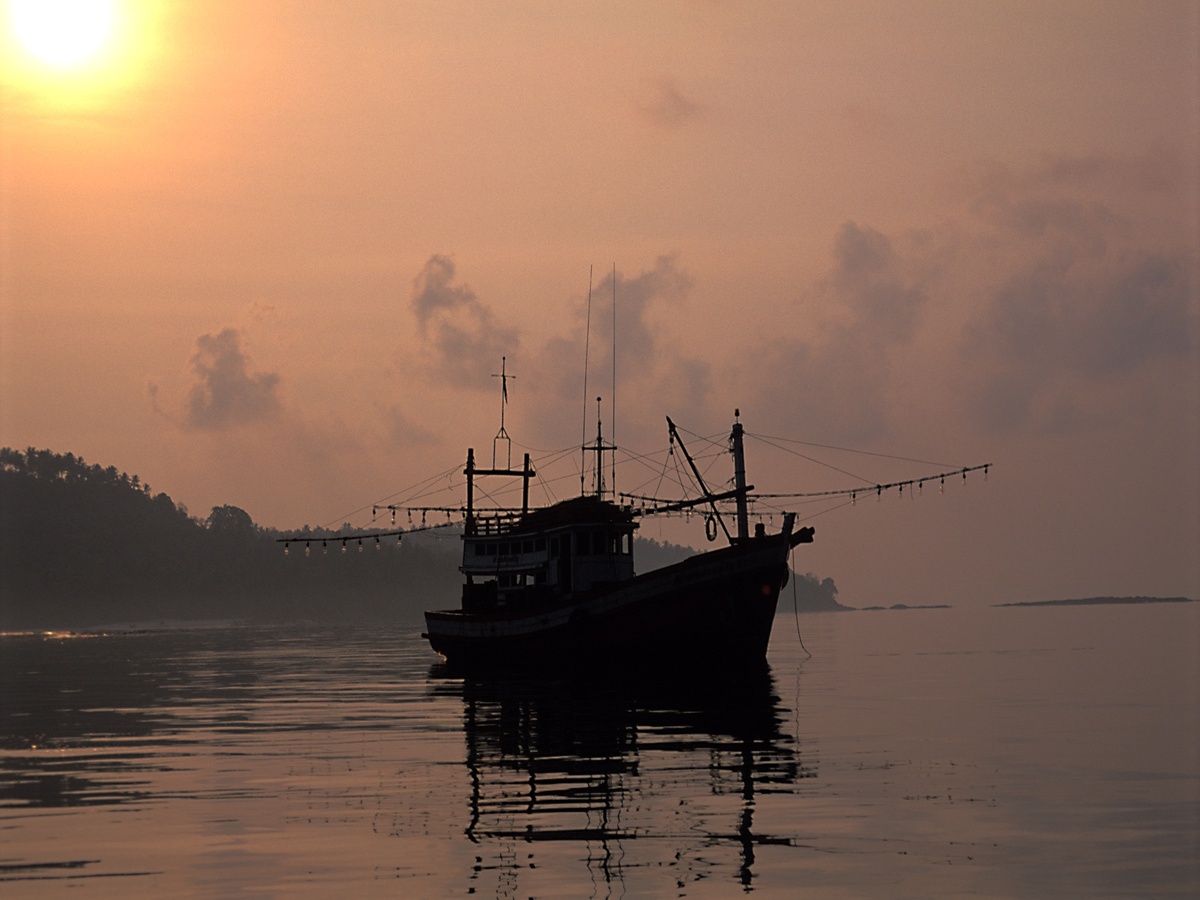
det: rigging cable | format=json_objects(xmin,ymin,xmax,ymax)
[
  {"xmin": 747, "ymin": 431, "xmax": 961, "ymax": 470},
  {"xmin": 790, "ymin": 545, "xmax": 812, "ymax": 658}
]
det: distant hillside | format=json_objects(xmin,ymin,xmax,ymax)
[
  {"xmin": 789, "ymin": 573, "xmax": 852, "ymax": 611},
  {"xmin": 994, "ymin": 596, "xmax": 1197, "ymax": 608},
  {"xmin": 3, "ymin": 447, "xmax": 843, "ymax": 629},
  {"xmin": 634, "ymin": 536, "xmax": 696, "ymax": 572},
  {"xmin": 0, "ymin": 448, "xmax": 459, "ymax": 629}
]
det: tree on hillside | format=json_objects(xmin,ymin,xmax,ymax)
[{"xmin": 206, "ymin": 505, "xmax": 256, "ymax": 534}]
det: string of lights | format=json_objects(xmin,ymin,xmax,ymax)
[{"xmin": 277, "ymin": 422, "xmax": 991, "ymax": 557}]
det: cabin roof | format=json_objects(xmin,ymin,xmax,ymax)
[{"xmin": 515, "ymin": 495, "xmax": 636, "ymax": 532}]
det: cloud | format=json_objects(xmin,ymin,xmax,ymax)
[
  {"xmin": 970, "ymin": 252, "xmax": 1193, "ymax": 376},
  {"xmin": 603, "ymin": 253, "xmax": 693, "ymax": 375},
  {"xmin": 410, "ymin": 254, "xmax": 519, "ymax": 387},
  {"xmin": 957, "ymin": 151, "xmax": 1199, "ymax": 434},
  {"xmin": 744, "ymin": 222, "xmax": 930, "ymax": 445},
  {"xmin": 828, "ymin": 221, "xmax": 926, "ymax": 343},
  {"xmin": 183, "ymin": 327, "xmax": 282, "ymax": 429},
  {"xmin": 530, "ymin": 255, "xmax": 708, "ymax": 444},
  {"xmin": 963, "ymin": 249, "xmax": 1196, "ymax": 433},
  {"xmin": 637, "ymin": 77, "xmax": 701, "ymax": 128}
]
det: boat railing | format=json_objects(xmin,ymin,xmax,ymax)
[{"xmin": 470, "ymin": 516, "xmax": 523, "ymax": 537}]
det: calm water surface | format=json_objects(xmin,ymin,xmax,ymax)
[{"xmin": 1, "ymin": 604, "xmax": 1197, "ymax": 897}]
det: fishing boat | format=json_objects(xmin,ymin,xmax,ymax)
[{"xmin": 422, "ymin": 407, "xmax": 814, "ymax": 670}]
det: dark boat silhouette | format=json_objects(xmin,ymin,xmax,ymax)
[{"xmin": 423, "ymin": 410, "xmax": 814, "ymax": 670}]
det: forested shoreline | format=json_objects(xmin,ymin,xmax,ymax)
[{"xmin": 3, "ymin": 448, "xmax": 845, "ymax": 629}]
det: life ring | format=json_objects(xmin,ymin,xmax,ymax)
[{"xmin": 705, "ymin": 515, "xmax": 718, "ymax": 542}]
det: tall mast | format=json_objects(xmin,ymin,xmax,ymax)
[
  {"xmin": 595, "ymin": 396, "xmax": 605, "ymax": 498},
  {"xmin": 730, "ymin": 409, "xmax": 749, "ymax": 542},
  {"xmin": 584, "ymin": 396, "xmax": 615, "ymax": 499}
]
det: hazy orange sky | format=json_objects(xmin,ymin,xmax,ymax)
[{"xmin": 2, "ymin": 1, "xmax": 1197, "ymax": 607}]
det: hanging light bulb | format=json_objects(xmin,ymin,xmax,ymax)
[
  {"xmin": 391, "ymin": 508, "xmax": 396, "ymax": 526},
  {"xmin": 305, "ymin": 542, "xmax": 311, "ymax": 558},
  {"xmin": 984, "ymin": 465, "xmax": 990, "ymax": 481},
  {"xmin": 341, "ymin": 540, "xmax": 348, "ymax": 554},
  {"xmin": 322, "ymin": 540, "xmax": 328, "ymax": 555},
  {"xmin": 939, "ymin": 476, "xmax": 945, "ymax": 494},
  {"xmin": 283, "ymin": 542, "xmax": 290, "ymax": 556},
  {"xmin": 357, "ymin": 539, "xmax": 364, "ymax": 553},
  {"xmin": 851, "ymin": 490, "xmax": 857, "ymax": 506},
  {"xmin": 375, "ymin": 535, "xmax": 381, "ymax": 551},
  {"xmin": 918, "ymin": 480, "xmax": 924, "ymax": 495}
]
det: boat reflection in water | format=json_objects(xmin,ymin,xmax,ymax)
[{"xmin": 431, "ymin": 659, "xmax": 815, "ymax": 894}]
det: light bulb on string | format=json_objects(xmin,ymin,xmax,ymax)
[
  {"xmin": 322, "ymin": 540, "xmax": 328, "ymax": 555},
  {"xmin": 305, "ymin": 542, "xmax": 311, "ymax": 558},
  {"xmin": 375, "ymin": 535, "xmax": 381, "ymax": 551},
  {"xmin": 283, "ymin": 542, "xmax": 290, "ymax": 556},
  {"xmin": 939, "ymin": 476, "xmax": 945, "ymax": 494},
  {"xmin": 391, "ymin": 508, "xmax": 396, "ymax": 526},
  {"xmin": 341, "ymin": 541, "xmax": 348, "ymax": 554}
]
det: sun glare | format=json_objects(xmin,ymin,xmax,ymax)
[{"xmin": 10, "ymin": 0, "xmax": 115, "ymax": 68}]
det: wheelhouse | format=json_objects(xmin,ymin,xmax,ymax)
[{"xmin": 461, "ymin": 495, "xmax": 637, "ymax": 613}]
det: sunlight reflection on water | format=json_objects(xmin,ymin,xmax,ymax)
[{"xmin": 1, "ymin": 604, "xmax": 1197, "ymax": 897}]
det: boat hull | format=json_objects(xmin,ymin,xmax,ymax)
[{"xmin": 424, "ymin": 534, "xmax": 793, "ymax": 671}]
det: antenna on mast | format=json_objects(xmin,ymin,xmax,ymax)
[
  {"xmin": 580, "ymin": 265, "xmax": 593, "ymax": 495},
  {"xmin": 491, "ymin": 356, "xmax": 513, "ymax": 468},
  {"xmin": 611, "ymin": 263, "xmax": 617, "ymax": 498}
]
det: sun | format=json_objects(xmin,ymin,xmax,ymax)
[{"xmin": 10, "ymin": 0, "xmax": 116, "ymax": 69}]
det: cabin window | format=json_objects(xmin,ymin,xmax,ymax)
[{"xmin": 579, "ymin": 529, "xmax": 611, "ymax": 556}]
